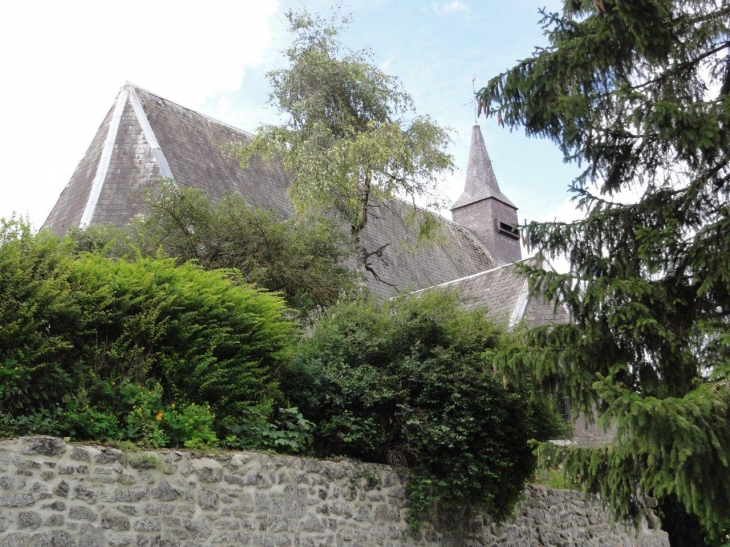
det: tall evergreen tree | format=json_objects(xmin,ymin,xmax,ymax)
[{"xmin": 478, "ymin": 0, "xmax": 730, "ymax": 543}]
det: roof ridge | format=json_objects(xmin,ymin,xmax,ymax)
[{"xmin": 413, "ymin": 260, "xmax": 519, "ymax": 293}]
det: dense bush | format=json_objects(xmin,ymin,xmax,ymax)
[
  {"xmin": 0, "ymin": 220, "xmax": 78, "ymax": 416},
  {"xmin": 71, "ymin": 181, "xmax": 355, "ymax": 316},
  {"xmin": 285, "ymin": 291, "xmax": 565, "ymax": 525},
  {"xmin": 67, "ymin": 254, "xmax": 292, "ymax": 420},
  {"xmin": 0, "ymin": 219, "xmax": 294, "ymax": 446}
]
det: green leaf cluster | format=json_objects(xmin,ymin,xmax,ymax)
[
  {"xmin": 71, "ymin": 181, "xmax": 355, "ymax": 317},
  {"xmin": 285, "ymin": 291, "xmax": 564, "ymax": 526},
  {"xmin": 479, "ymin": 0, "xmax": 730, "ymax": 542},
  {"xmin": 0, "ymin": 218, "xmax": 293, "ymax": 446},
  {"xmin": 234, "ymin": 10, "xmax": 453, "ymax": 279},
  {"xmin": 224, "ymin": 406, "xmax": 314, "ymax": 455}
]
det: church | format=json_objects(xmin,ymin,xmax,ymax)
[{"xmin": 43, "ymin": 82, "xmax": 566, "ymax": 328}]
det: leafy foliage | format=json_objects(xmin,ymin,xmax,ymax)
[
  {"xmin": 478, "ymin": 0, "xmax": 730, "ymax": 542},
  {"xmin": 224, "ymin": 407, "xmax": 315, "ymax": 455},
  {"xmin": 0, "ymin": 219, "xmax": 78, "ymax": 415},
  {"xmin": 68, "ymin": 253, "xmax": 292, "ymax": 421},
  {"xmin": 0, "ymin": 219, "xmax": 294, "ymax": 447},
  {"xmin": 70, "ymin": 181, "xmax": 354, "ymax": 316},
  {"xmin": 234, "ymin": 10, "xmax": 453, "ymax": 282},
  {"xmin": 286, "ymin": 291, "xmax": 564, "ymax": 525}
]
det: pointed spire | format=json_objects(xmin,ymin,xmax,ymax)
[
  {"xmin": 465, "ymin": 124, "xmax": 499, "ymax": 195},
  {"xmin": 451, "ymin": 124, "xmax": 521, "ymax": 264},
  {"xmin": 452, "ymin": 125, "xmax": 514, "ymax": 210}
]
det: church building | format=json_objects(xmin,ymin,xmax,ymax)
[{"xmin": 44, "ymin": 83, "xmax": 566, "ymax": 328}]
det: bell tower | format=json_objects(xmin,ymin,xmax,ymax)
[{"xmin": 451, "ymin": 125, "xmax": 521, "ymax": 264}]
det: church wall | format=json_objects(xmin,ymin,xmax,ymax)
[{"xmin": 0, "ymin": 436, "xmax": 668, "ymax": 547}]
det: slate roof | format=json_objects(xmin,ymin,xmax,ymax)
[
  {"xmin": 451, "ymin": 125, "xmax": 515, "ymax": 210},
  {"xmin": 420, "ymin": 259, "xmax": 570, "ymax": 327},
  {"xmin": 43, "ymin": 83, "xmax": 499, "ymax": 299}
]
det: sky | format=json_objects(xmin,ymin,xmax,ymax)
[{"xmin": 0, "ymin": 0, "xmax": 585, "ymax": 239}]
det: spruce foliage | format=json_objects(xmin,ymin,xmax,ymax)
[{"xmin": 477, "ymin": 0, "xmax": 730, "ymax": 542}]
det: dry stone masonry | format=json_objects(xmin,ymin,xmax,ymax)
[{"xmin": 0, "ymin": 437, "xmax": 667, "ymax": 547}]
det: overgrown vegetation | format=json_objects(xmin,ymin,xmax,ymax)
[
  {"xmin": 0, "ymin": 218, "xmax": 293, "ymax": 448},
  {"xmin": 285, "ymin": 291, "xmax": 565, "ymax": 526},
  {"xmin": 0, "ymin": 215, "xmax": 563, "ymax": 524},
  {"xmin": 71, "ymin": 181, "xmax": 355, "ymax": 316}
]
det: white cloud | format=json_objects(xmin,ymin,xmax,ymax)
[
  {"xmin": 0, "ymin": 0, "xmax": 280, "ymax": 228},
  {"xmin": 432, "ymin": 1, "xmax": 470, "ymax": 16}
]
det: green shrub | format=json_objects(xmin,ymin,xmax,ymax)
[
  {"xmin": 0, "ymin": 220, "xmax": 295, "ymax": 444},
  {"xmin": 285, "ymin": 291, "xmax": 565, "ymax": 525},
  {"xmin": 70, "ymin": 181, "xmax": 356, "ymax": 316},
  {"xmin": 224, "ymin": 406, "xmax": 314, "ymax": 454},
  {"xmin": 67, "ymin": 254, "xmax": 293, "ymax": 423},
  {"xmin": 0, "ymin": 219, "xmax": 78, "ymax": 415},
  {"xmin": 162, "ymin": 403, "xmax": 218, "ymax": 449}
]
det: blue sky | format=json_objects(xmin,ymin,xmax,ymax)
[{"xmin": 0, "ymin": 0, "xmax": 582, "ymax": 231}]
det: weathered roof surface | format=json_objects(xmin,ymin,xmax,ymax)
[
  {"xmin": 44, "ymin": 103, "xmax": 116, "ymax": 233},
  {"xmin": 434, "ymin": 263, "xmax": 526, "ymax": 320},
  {"xmin": 43, "ymin": 83, "xmax": 499, "ymax": 298},
  {"xmin": 451, "ymin": 125, "xmax": 515, "ymax": 210},
  {"xmin": 422, "ymin": 259, "xmax": 570, "ymax": 326}
]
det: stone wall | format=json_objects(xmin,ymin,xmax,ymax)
[{"xmin": 0, "ymin": 437, "xmax": 667, "ymax": 547}]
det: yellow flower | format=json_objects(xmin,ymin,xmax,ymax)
[{"xmin": 156, "ymin": 412, "xmax": 164, "ymax": 421}]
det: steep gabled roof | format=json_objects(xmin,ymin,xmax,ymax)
[{"xmin": 43, "ymin": 83, "xmax": 499, "ymax": 298}]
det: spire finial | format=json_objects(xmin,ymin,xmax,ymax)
[{"xmin": 471, "ymin": 77, "xmax": 477, "ymax": 124}]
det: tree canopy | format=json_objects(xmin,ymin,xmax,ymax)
[
  {"xmin": 235, "ymin": 10, "xmax": 453, "ymax": 283},
  {"xmin": 71, "ymin": 181, "xmax": 355, "ymax": 316},
  {"xmin": 478, "ymin": 0, "xmax": 730, "ymax": 543},
  {"xmin": 285, "ymin": 290, "xmax": 565, "ymax": 527}
]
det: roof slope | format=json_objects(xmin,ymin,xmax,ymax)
[
  {"xmin": 423, "ymin": 260, "xmax": 570, "ymax": 326},
  {"xmin": 43, "ymin": 84, "xmax": 498, "ymax": 298}
]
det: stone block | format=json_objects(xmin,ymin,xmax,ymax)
[
  {"xmin": 32, "ymin": 530, "xmax": 76, "ymax": 547},
  {"xmin": 2, "ymin": 532, "xmax": 29, "ymax": 547},
  {"xmin": 72, "ymin": 485, "xmax": 96, "ymax": 505},
  {"xmin": 1, "ymin": 493, "xmax": 35, "ymax": 507},
  {"xmin": 198, "ymin": 488, "xmax": 218, "ymax": 510},
  {"xmin": 135, "ymin": 519, "xmax": 162, "ymax": 532},
  {"xmin": 43, "ymin": 515, "xmax": 64, "ymax": 527},
  {"xmin": 18, "ymin": 511, "xmax": 43, "ymax": 530},
  {"xmin": 52, "ymin": 481, "xmax": 68, "ymax": 498},
  {"xmin": 69, "ymin": 506, "xmax": 97, "ymax": 522},
  {"xmin": 184, "ymin": 519, "xmax": 212, "ymax": 541},
  {"xmin": 105, "ymin": 486, "xmax": 149, "ymax": 503},
  {"xmin": 151, "ymin": 478, "xmax": 178, "ymax": 501},
  {"xmin": 20, "ymin": 438, "xmax": 66, "ymax": 458},
  {"xmin": 78, "ymin": 524, "xmax": 104, "ymax": 547},
  {"xmin": 101, "ymin": 510, "xmax": 130, "ymax": 531},
  {"xmin": 70, "ymin": 448, "xmax": 91, "ymax": 462}
]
